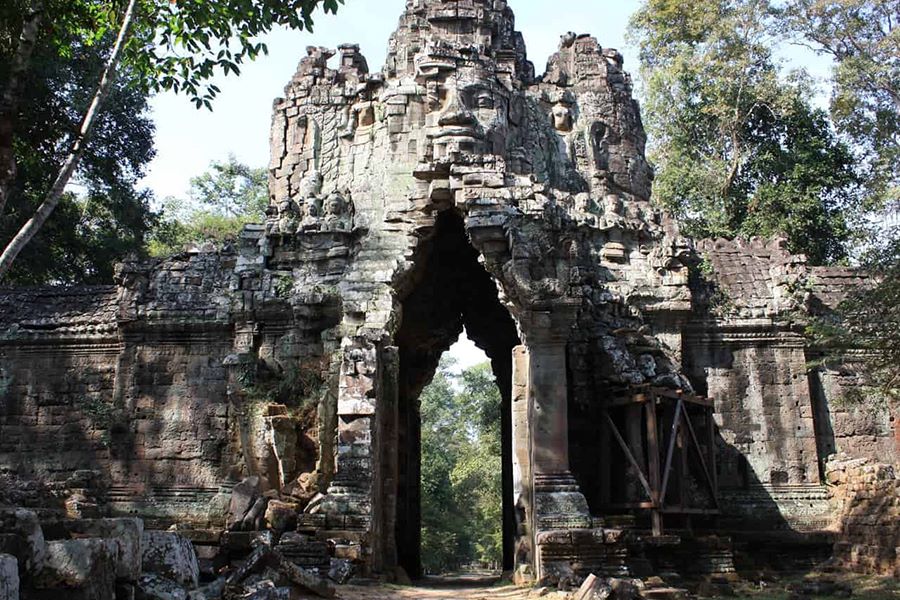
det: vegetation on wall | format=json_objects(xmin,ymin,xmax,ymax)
[
  {"xmin": 810, "ymin": 226, "xmax": 900, "ymax": 405},
  {"xmin": 148, "ymin": 155, "xmax": 268, "ymax": 256}
]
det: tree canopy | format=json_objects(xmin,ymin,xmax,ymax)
[
  {"xmin": 0, "ymin": 0, "xmax": 344, "ymax": 280},
  {"xmin": 148, "ymin": 155, "xmax": 268, "ymax": 256},
  {"xmin": 420, "ymin": 359, "xmax": 503, "ymax": 574},
  {"xmin": 0, "ymin": 23, "xmax": 154, "ymax": 284},
  {"xmin": 778, "ymin": 0, "xmax": 899, "ymax": 209},
  {"xmin": 629, "ymin": 0, "xmax": 868, "ymax": 264}
]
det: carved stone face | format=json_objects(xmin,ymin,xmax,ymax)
[
  {"xmin": 429, "ymin": 68, "xmax": 510, "ymax": 158},
  {"xmin": 276, "ymin": 198, "xmax": 293, "ymax": 214},
  {"xmin": 325, "ymin": 193, "xmax": 345, "ymax": 215},
  {"xmin": 305, "ymin": 197, "xmax": 321, "ymax": 218},
  {"xmin": 551, "ymin": 102, "xmax": 574, "ymax": 133}
]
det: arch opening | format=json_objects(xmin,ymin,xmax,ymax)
[{"xmin": 393, "ymin": 210, "xmax": 521, "ymax": 578}]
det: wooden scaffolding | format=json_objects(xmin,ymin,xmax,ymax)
[{"xmin": 598, "ymin": 386, "xmax": 719, "ymax": 535}]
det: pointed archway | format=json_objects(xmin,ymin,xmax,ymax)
[{"xmin": 393, "ymin": 210, "xmax": 521, "ymax": 578}]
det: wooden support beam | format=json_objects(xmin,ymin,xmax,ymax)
[
  {"xmin": 682, "ymin": 406, "xmax": 719, "ymax": 508},
  {"xmin": 603, "ymin": 411, "xmax": 653, "ymax": 501},
  {"xmin": 604, "ymin": 394, "xmax": 651, "ymax": 408},
  {"xmin": 645, "ymin": 397, "xmax": 662, "ymax": 536},
  {"xmin": 659, "ymin": 397, "xmax": 683, "ymax": 504}
]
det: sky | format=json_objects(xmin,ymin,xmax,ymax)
[{"xmin": 139, "ymin": 0, "xmax": 833, "ymax": 369}]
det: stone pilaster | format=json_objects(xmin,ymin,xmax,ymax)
[
  {"xmin": 320, "ymin": 338, "xmax": 378, "ymax": 532},
  {"xmin": 518, "ymin": 304, "xmax": 592, "ymax": 579}
]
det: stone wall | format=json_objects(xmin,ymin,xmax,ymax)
[
  {"xmin": 826, "ymin": 455, "xmax": 900, "ymax": 577},
  {"xmin": 684, "ymin": 238, "xmax": 897, "ymax": 531},
  {"xmin": 0, "ymin": 247, "xmax": 340, "ymax": 525}
]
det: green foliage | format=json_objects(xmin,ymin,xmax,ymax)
[
  {"xmin": 0, "ymin": 0, "xmax": 345, "ymax": 280},
  {"xmin": 778, "ymin": 0, "xmax": 899, "ymax": 211},
  {"xmin": 2, "ymin": 1, "xmax": 345, "ymax": 109},
  {"xmin": 629, "ymin": 0, "xmax": 866, "ymax": 264},
  {"xmin": 81, "ymin": 395, "xmax": 117, "ymax": 447},
  {"xmin": 148, "ymin": 155, "xmax": 267, "ymax": 256},
  {"xmin": 122, "ymin": 0, "xmax": 344, "ymax": 109},
  {"xmin": 0, "ymin": 26, "xmax": 156, "ymax": 284},
  {"xmin": 420, "ymin": 359, "xmax": 502, "ymax": 574},
  {"xmin": 241, "ymin": 356, "xmax": 328, "ymax": 408},
  {"xmin": 736, "ymin": 98, "xmax": 863, "ymax": 265},
  {"xmin": 274, "ymin": 274, "xmax": 294, "ymax": 298}
]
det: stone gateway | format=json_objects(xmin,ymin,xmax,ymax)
[{"xmin": 0, "ymin": 0, "xmax": 897, "ymax": 590}]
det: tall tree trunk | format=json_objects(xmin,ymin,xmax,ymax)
[
  {"xmin": 0, "ymin": 2, "xmax": 44, "ymax": 218},
  {"xmin": 0, "ymin": 0, "xmax": 138, "ymax": 280}
]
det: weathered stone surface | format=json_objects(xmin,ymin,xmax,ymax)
[
  {"xmin": 573, "ymin": 574, "xmax": 610, "ymax": 600},
  {"xmin": 32, "ymin": 538, "xmax": 116, "ymax": 598},
  {"xmin": 827, "ymin": 454, "xmax": 900, "ymax": 577},
  {"xmin": 135, "ymin": 573, "xmax": 188, "ymax": 600},
  {"xmin": 0, "ymin": 0, "xmax": 888, "ymax": 586},
  {"xmin": 263, "ymin": 500, "xmax": 298, "ymax": 533},
  {"xmin": 0, "ymin": 509, "xmax": 45, "ymax": 574},
  {"xmin": 227, "ymin": 476, "xmax": 261, "ymax": 530},
  {"xmin": 0, "ymin": 554, "xmax": 18, "ymax": 600},
  {"xmin": 43, "ymin": 518, "xmax": 143, "ymax": 582},
  {"xmin": 140, "ymin": 531, "xmax": 199, "ymax": 589}
]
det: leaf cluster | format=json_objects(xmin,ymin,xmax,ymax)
[
  {"xmin": 809, "ymin": 222, "xmax": 900, "ymax": 404},
  {"xmin": 0, "ymin": 19, "xmax": 156, "ymax": 284},
  {"xmin": 778, "ymin": 0, "xmax": 899, "ymax": 208},
  {"xmin": 123, "ymin": 0, "xmax": 343, "ymax": 109}
]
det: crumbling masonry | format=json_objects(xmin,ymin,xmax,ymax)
[{"xmin": 0, "ymin": 0, "xmax": 897, "ymax": 587}]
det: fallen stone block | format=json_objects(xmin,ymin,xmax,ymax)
[
  {"xmin": 0, "ymin": 509, "xmax": 46, "ymax": 573},
  {"xmin": 0, "ymin": 554, "xmax": 19, "ymax": 600},
  {"xmin": 574, "ymin": 574, "xmax": 611, "ymax": 600},
  {"xmin": 641, "ymin": 587, "xmax": 689, "ymax": 600},
  {"xmin": 264, "ymin": 500, "xmax": 298, "ymax": 534},
  {"xmin": 226, "ymin": 477, "xmax": 261, "ymax": 530},
  {"xmin": 141, "ymin": 531, "xmax": 199, "ymax": 588},
  {"xmin": 327, "ymin": 558, "xmax": 352, "ymax": 584},
  {"xmin": 241, "ymin": 497, "xmax": 269, "ymax": 531},
  {"xmin": 136, "ymin": 573, "xmax": 189, "ymax": 600},
  {"xmin": 610, "ymin": 577, "xmax": 644, "ymax": 600},
  {"xmin": 43, "ymin": 518, "xmax": 143, "ymax": 583},
  {"xmin": 224, "ymin": 544, "xmax": 334, "ymax": 599},
  {"xmin": 32, "ymin": 538, "xmax": 116, "ymax": 600}
]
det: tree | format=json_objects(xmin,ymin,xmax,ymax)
[
  {"xmin": 148, "ymin": 155, "xmax": 267, "ymax": 256},
  {"xmin": 420, "ymin": 359, "xmax": 503, "ymax": 574},
  {"xmin": 629, "ymin": 0, "xmax": 865, "ymax": 263},
  {"xmin": 778, "ymin": 0, "xmax": 899, "ymax": 209},
  {"xmin": 0, "ymin": 12, "xmax": 155, "ymax": 284},
  {"xmin": 0, "ymin": 0, "xmax": 344, "ymax": 280},
  {"xmin": 736, "ymin": 98, "xmax": 863, "ymax": 265}
]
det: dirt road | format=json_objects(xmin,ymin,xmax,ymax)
[{"xmin": 335, "ymin": 575, "xmax": 537, "ymax": 599}]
